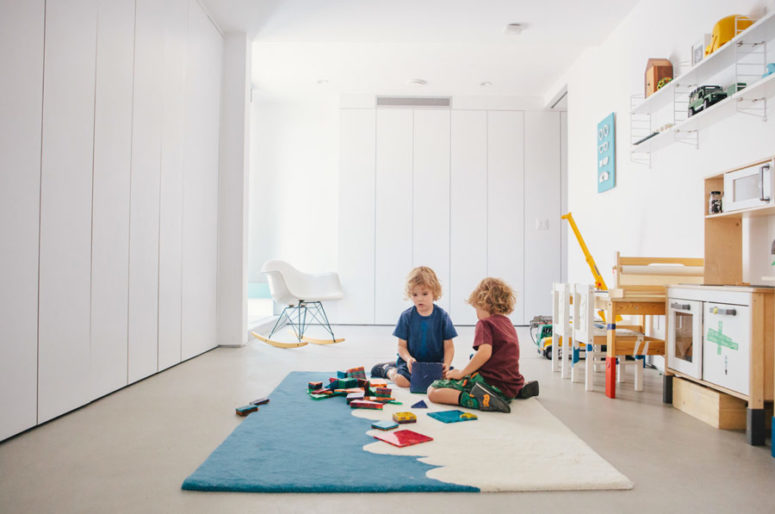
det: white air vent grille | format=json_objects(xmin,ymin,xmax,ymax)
[{"xmin": 376, "ymin": 97, "xmax": 451, "ymax": 107}]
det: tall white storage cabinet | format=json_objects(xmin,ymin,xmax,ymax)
[
  {"xmin": 337, "ymin": 109, "xmax": 376, "ymax": 324},
  {"xmin": 0, "ymin": 0, "xmax": 45, "ymax": 439},
  {"xmin": 338, "ymin": 105, "xmax": 561, "ymax": 327},
  {"xmin": 0, "ymin": 0, "xmax": 222, "ymax": 441}
]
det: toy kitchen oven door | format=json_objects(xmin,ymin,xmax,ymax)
[{"xmin": 667, "ymin": 299, "xmax": 703, "ymax": 379}]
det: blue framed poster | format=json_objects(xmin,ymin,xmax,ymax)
[{"xmin": 597, "ymin": 113, "xmax": 615, "ymax": 193}]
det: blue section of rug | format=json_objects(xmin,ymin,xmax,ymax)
[{"xmin": 181, "ymin": 371, "xmax": 478, "ymax": 493}]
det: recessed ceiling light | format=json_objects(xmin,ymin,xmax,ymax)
[
  {"xmin": 407, "ymin": 78, "xmax": 427, "ymax": 86},
  {"xmin": 480, "ymin": 81, "xmax": 493, "ymax": 87},
  {"xmin": 504, "ymin": 23, "xmax": 527, "ymax": 35}
]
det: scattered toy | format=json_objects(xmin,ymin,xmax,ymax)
[
  {"xmin": 411, "ymin": 400, "xmax": 428, "ymax": 409},
  {"xmin": 371, "ymin": 420, "xmax": 399, "ymax": 431},
  {"xmin": 346, "ymin": 392, "xmax": 365, "ymax": 404},
  {"xmin": 392, "ymin": 411, "xmax": 417, "ymax": 424},
  {"xmin": 373, "ymin": 429, "xmax": 433, "ymax": 448},
  {"xmin": 350, "ymin": 400, "xmax": 383, "ymax": 410},
  {"xmin": 308, "ymin": 381, "xmax": 322, "ymax": 391},
  {"xmin": 409, "ymin": 362, "xmax": 444, "ymax": 393},
  {"xmin": 235, "ymin": 404, "xmax": 258, "ymax": 416},
  {"xmin": 427, "ymin": 409, "xmax": 478, "ymax": 423},
  {"xmin": 250, "ymin": 397, "xmax": 270, "ymax": 406}
]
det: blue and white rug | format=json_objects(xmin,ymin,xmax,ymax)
[{"xmin": 182, "ymin": 371, "xmax": 632, "ymax": 493}]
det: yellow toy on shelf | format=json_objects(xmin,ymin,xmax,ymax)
[{"xmin": 705, "ymin": 15, "xmax": 754, "ymax": 56}]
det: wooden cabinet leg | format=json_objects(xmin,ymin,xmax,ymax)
[
  {"xmin": 605, "ymin": 356, "xmax": 616, "ymax": 399},
  {"xmin": 746, "ymin": 408, "xmax": 766, "ymax": 445}
]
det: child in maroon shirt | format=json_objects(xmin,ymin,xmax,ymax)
[{"xmin": 427, "ymin": 277, "xmax": 538, "ymax": 412}]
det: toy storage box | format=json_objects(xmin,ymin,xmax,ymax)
[{"xmin": 644, "ymin": 58, "xmax": 673, "ymax": 97}]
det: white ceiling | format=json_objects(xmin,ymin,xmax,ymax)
[{"xmin": 201, "ymin": 0, "xmax": 640, "ymax": 101}]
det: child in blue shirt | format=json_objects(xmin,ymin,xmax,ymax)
[{"xmin": 371, "ymin": 266, "xmax": 457, "ymax": 388}]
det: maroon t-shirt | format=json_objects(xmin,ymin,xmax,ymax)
[{"xmin": 473, "ymin": 314, "xmax": 524, "ymax": 398}]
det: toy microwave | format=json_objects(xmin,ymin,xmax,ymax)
[{"xmin": 722, "ymin": 158, "xmax": 773, "ymax": 212}]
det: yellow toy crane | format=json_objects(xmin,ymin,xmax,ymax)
[{"xmin": 561, "ymin": 212, "xmax": 608, "ymax": 291}]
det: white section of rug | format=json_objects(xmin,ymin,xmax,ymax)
[{"xmin": 351, "ymin": 386, "xmax": 633, "ymax": 492}]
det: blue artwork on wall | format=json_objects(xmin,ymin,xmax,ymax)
[{"xmin": 597, "ymin": 113, "xmax": 615, "ymax": 193}]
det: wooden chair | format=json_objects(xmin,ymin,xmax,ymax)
[
  {"xmin": 551, "ymin": 283, "xmax": 572, "ymax": 377},
  {"xmin": 610, "ymin": 252, "xmax": 705, "ymax": 299}
]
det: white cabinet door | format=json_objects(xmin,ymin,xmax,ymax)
[
  {"xmin": 90, "ymin": 0, "xmax": 135, "ymax": 397},
  {"xmin": 128, "ymin": 0, "xmax": 164, "ymax": 382},
  {"xmin": 0, "ymin": 0, "xmax": 44, "ymax": 439},
  {"xmin": 524, "ymin": 111, "xmax": 561, "ymax": 322},
  {"xmin": 38, "ymin": 0, "xmax": 98, "ymax": 423},
  {"xmin": 181, "ymin": 4, "xmax": 221, "ymax": 360},
  {"xmin": 375, "ymin": 108, "xmax": 413, "ymax": 324},
  {"xmin": 412, "ymin": 110, "xmax": 451, "ymax": 313},
  {"xmin": 703, "ymin": 303, "xmax": 751, "ymax": 395},
  {"xmin": 337, "ymin": 109, "xmax": 376, "ymax": 324},
  {"xmin": 487, "ymin": 111, "xmax": 525, "ymax": 325},
  {"xmin": 158, "ymin": 0, "xmax": 189, "ymax": 370},
  {"xmin": 450, "ymin": 111, "xmax": 487, "ymax": 325}
]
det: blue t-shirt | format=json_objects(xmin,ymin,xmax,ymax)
[{"xmin": 392, "ymin": 305, "xmax": 457, "ymax": 363}]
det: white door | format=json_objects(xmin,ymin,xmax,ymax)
[
  {"xmin": 667, "ymin": 299, "xmax": 703, "ymax": 379},
  {"xmin": 703, "ymin": 303, "xmax": 751, "ymax": 395}
]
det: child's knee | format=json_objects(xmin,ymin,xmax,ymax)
[
  {"xmin": 391, "ymin": 371, "xmax": 410, "ymax": 388},
  {"xmin": 427, "ymin": 386, "xmax": 439, "ymax": 402}
]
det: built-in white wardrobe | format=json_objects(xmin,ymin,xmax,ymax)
[
  {"xmin": 0, "ymin": 0, "xmax": 222, "ymax": 441},
  {"xmin": 337, "ymin": 104, "xmax": 563, "ymax": 327}
]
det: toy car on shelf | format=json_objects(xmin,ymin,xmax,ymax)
[{"xmin": 688, "ymin": 85, "xmax": 727, "ymax": 116}]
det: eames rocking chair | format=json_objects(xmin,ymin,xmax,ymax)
[{"xmin": 251, "ymin": 260, "xmax": 345, "ymax": 348}]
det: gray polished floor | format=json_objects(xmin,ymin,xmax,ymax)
[{"xmin": 1, "ymin": 325, "xmax": 774, "ymax": 514}]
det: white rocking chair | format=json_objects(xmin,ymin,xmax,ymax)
[{"xmin": 251, "ymin": 260, "xmax": 345, "ymax": 348}]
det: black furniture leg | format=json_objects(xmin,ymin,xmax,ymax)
[
  {"xmin": 663, "ymin": 375, "xmax": 673, "ymax": 404},
  {"xmin": 746, "ymin": 408, "xmax": 765, "ymax": 446}
]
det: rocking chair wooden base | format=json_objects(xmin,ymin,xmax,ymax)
[{"xmin": 251, "ymin": 331, "xmax": 309, "ymax": 348}]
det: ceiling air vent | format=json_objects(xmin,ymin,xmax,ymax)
[{"xmin": 376, "ymin": 97, "xmax": 451, "ymax": 107}]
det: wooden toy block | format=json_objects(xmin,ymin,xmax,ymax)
[
  {"xmin": 411, "ymin": 400, "xmax": 428, "ymax": 409},
  {"xmin": 308, "ymin": 381, "xmax": 323, "ymax": 391},
  {"xmin": 371, "ymin": 420, "xmax": 399, "ymax": 431},
  {"xmin": 392, "ymin": 411, "xmax": 417, "ymax": 424},
  {"xmin": 346, "ymin": 392, "xmax": 365, "ymax": 404},
  {"xmin": 250, "ymin": 397, "xmax": 270, "ymax": 406},
  {"xmin": 373, "ymin": 429, "xmax": 433, "ymax": 447},
  {"xmin": 350, "ymin": 400, "xmax": 383, "ymax": 410},
  {"xmin": 236, "ymin": 404, "xmax": 258, "ymax": 416}
]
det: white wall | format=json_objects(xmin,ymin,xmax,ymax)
[
  {"xmin": 0, "ymin": 0, "xmax": 223, "ymax": 441},
  {"xmin": 565, "ymin": 0, "xmax": 775, "ymax": 288},
  {"xmin": 248, "ymin": 95, "xmax": 340, "ymax": 280}
]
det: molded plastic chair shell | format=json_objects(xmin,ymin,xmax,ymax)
[{"xmin": 261, "ymin": 260, "xmax": 344, "ymax": 306}]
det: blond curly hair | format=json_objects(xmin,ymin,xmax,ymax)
[
  {"xmin": 467, "ymin": 277, "xmax": 516, "ymax": 315},
  {"xmin": 405, "ymin": 266, "xmax": 442, "ymax": 301}
]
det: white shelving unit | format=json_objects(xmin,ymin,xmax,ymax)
[{"xmin": 631, "ymin": 11, "xmax": 775, "ymax": 161}]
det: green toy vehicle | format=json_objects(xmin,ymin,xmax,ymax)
[{"xmin": 688, "ymin": 85, "xmax": 727, "ymax": 116}]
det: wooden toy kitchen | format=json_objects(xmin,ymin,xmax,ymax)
[{"xmin": 664, "ymin": 155, "xmax": 775, "ymax": 446}]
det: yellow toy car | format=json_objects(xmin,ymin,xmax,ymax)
[{"xmin": 705, "ymin": 15, "xmax": 754, "ymax": 56}]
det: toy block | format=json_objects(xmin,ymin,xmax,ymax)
[
  {"xmin": 236, "ymin": 404, "xmax": 258, "ymax": 416},
  {"xmin": 392, "ymin": 411, "xmax": 417, "ymax": 424},
  {"xmin": 371, "ymin": 420, "xmax": 399, "ymax": 431},
  {"xmin": 369, "ymin": 380, "xmax": 388, "ymax": 388},
  {"xmin": 375, "ymin": 387, "xmax": 392, "ymax": 398},
  {"xmin": 337, "ymin": 371, "xmax": 348, "ymax": 379},
  {"xmin": 250, "ymin": 397, "xmax": 270, "ymax": 406},
  {"xmin": 364, "ymin": 396, "xmax": 395, "ymax": 403},
  {"xmin": 308, "ymin": 381, "xmax": 323, "ymax": 391},
  {"xmin": 427, "ymin": 409, "xmax": 478, "ymax": 423},
  {"xmin": 409, "ymin": 361, "xmax": 443, "ymax": 394},
  {"xmin": 411, "ymin": 400, "xmax": 428, "ymax": 409},
  {"xmin": 347, "ymin": 366, "xmax": 367, "ymax": 379},
  {"xmin": 339, "ymin": 377, "xmax": 358, "ymax": 388},
  {"xmin": 357, "ymin": 378, "xmax": 369, "ymax": 388},
  {"xmin": 346, "ymin": 392, "xmax": 365, "ymax": 404},
  {"xmin": 373, "ymin": 429, "xmax": 433, "ymax": 448},
  {"xmin": 350, "ymin": 400, "xmax": 383, "ymax": 410},
  {"xmin": 387, "ymin": 400, "xmax": 402, "ymax": 405}
]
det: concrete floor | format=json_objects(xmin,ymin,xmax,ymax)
[{"xmin": 1, "ymin": 325, "xmax": 774, "ymax": 514}]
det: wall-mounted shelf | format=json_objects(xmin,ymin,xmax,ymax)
[{"xmin": 631, "ymin": 11, "xmax": 775, "ymax": 160}]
